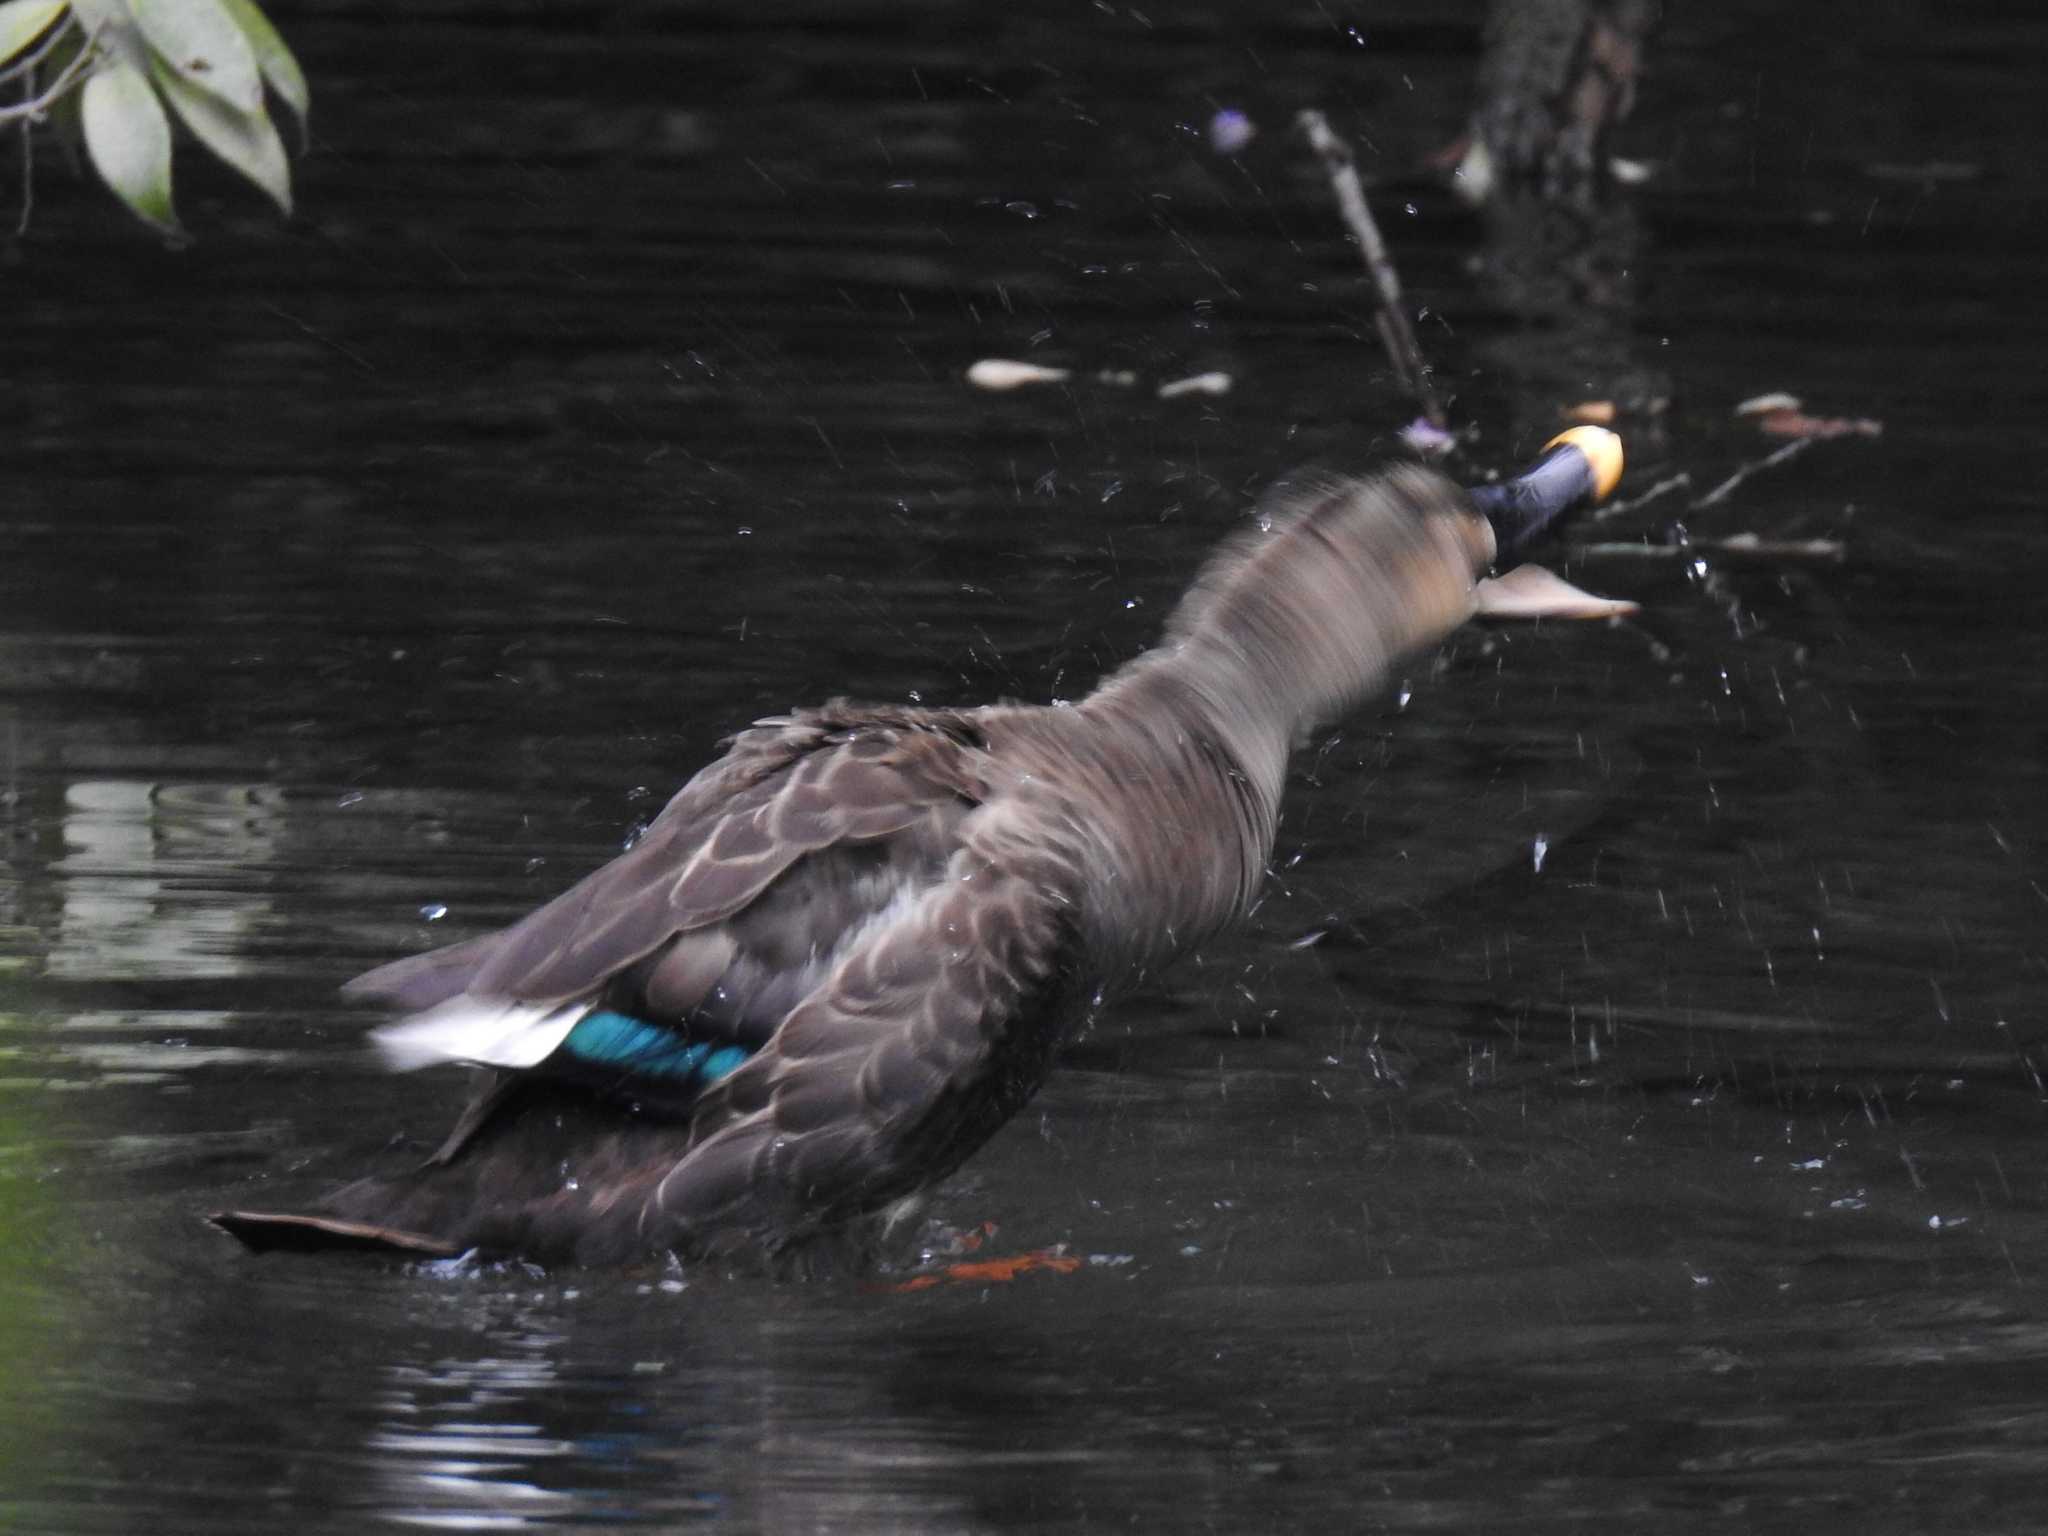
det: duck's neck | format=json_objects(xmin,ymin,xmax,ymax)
[{"xmin": 1074, "ymin": 465, "xmax": 1493, "ymax": 949}]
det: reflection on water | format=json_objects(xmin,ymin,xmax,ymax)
[
  {"xmin": 52, "ymin": 781, "xmax": 282, "ymax": 983},
  {"xmin": 4, "ymin": 2, "xmax": 2048, "ymax": 1531},
  {"xmin": 372, "ymin": 1330, "xmax": 590, "ymax": 1530}
]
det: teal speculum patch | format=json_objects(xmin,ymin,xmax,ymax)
[{"xmin": 562, "ymin": 1009, "xmax": 751, "ymax": 1087}]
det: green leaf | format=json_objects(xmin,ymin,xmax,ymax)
[
  {"xmin": 216, "ymin": 0, "xmax": 303, "ymax": 129},
  {"xmin": 130, "ymin": 0, "xmax": 260, "ymax": 114},
  {"xmin": 79, "ymin": 58, "xmax": 176, "ymax": 230},
  {"xmin": 66, "ymin": 0, "xmax": 147, "ymax": 73},
  {"xmin": 148, "ymin": 50, "xmax": 289, "ymax": 214},
  {"xmin": 0, "ymin": 0, "xmax": 66, "ymax": 65}
]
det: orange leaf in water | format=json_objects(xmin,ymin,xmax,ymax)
[
  {"xmin": 881, "ymin": 1246, "xmax": 1084, "ymax": 1294},
  {"xmin": 1735, "ymin": 391, "xmax": 1881, "ymax": 439}
]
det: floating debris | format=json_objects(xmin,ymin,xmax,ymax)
[
  {"xmin": 967, "ymin": 358, "xmax": 1072, "ymax": 391},
  {"xmin": 1735, "ymin": 392, "xmax": 1802, "ymax": 417},
  {"xmin": 1736, "ymin": 391, "xmax": 1882, "ymax": 440},
  {"xmin": 1398, "ymin": 416, "xmax": 1456, "ymax": 456},
  {"xmin": 970, "ymin": 358, "xmax": 1229, "ymax": 400},
  {"xmin": 1156, "ymin": 370, "xmax": 1233, "ymax": 400}
]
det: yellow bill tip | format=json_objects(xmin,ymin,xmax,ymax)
[{"xmin": 1543, "ymin": 426, "xmax": 1625, "ymax": 502}]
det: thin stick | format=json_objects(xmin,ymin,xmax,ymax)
[
  {"xmin": 1579, "ymin": 535, "xmax": 1845, "ymax": 562},
  {"xmin": 0, "ymin": 29, "xmax": 99, "ymax": 128},
  {"xmin": 1595, "ymin": 470, "xmax": 1691, "ymax": 520},
  {"xmin": 1297, "ymin": 108, "xmax": 1446, "ymax": 430},
  {"xmin": 1692, "ymin": 438, "xmax": 1812, "ymax": 508}
]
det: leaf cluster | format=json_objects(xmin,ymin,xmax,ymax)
[{"xmin": 1, "ymin": 0, "xmax": 307, "ymax": 232}]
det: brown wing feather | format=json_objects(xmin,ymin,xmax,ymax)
[
  {"xmin": 347, "ymin": 708, "xmax": 990, "ymax": 1020},
  {"xmin": 635, "ymin": 798, "xmax": 1077, "ymax": 1251}
]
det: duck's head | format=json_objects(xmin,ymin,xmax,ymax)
[{"xmin": 1093, "ymin": 427, "xmax": 1624, "ymax": 796}]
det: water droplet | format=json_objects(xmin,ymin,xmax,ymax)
[
  {"xmin": 1532, "ymin": 834, "xmax": 1549, "ymax": 873},
  {"xmin": 419, "ymin": 903, "xmax": 448, "ymax": 922}
]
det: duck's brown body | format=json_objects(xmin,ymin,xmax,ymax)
[{"xmin": 217, "ymin": 465, "xmax": 1501, "ymax": 1266}]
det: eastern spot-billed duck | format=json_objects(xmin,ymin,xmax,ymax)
[{"xmin": 213, "ymin": 428, "xmax": 1625, "ymax": 1267}]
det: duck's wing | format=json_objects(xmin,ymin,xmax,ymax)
[
  {"xmin": 219, "ymin": 779, "xmax": 1079, "ymax": 1264},
  {"xmin": 351, "ymin": 711, "xmax": 987, "ymax": 1075},
  {"xmin": 641, "ymin": 796, "xmax": 1078, "ymax": 1253}
]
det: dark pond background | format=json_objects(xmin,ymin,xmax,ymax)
[{"xmin": 5, "ymin": 2, "xmax": 2046, "ymax": 1529}]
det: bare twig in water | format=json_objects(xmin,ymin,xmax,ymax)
[
  {"xmin": 1297, "ymin": 108, "xmax": 1446, "ymax": 430},
  {"xmin": 1595, "ymin": 471, "xmax": 1691, "ymax": 520},
  {"xmin": 1692, "ymin": 438, "xmax": 1813, "ymax": 508},
  {"xmin": 1579, "ymin": 535, "xmax": 1845, "ymax": 562}
]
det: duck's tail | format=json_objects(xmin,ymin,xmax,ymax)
[{"xmin": 209, "ymin": 1208, "xmax": 464, "ymax": 1258}]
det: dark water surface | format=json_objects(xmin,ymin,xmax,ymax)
[{"xmin": 6, "ymin": 4, "xmax": 2047, "ymax": 1529}]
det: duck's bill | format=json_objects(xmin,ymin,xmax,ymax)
[
  {"xmin": 1473, "ymin": 562, "xmax": 1639, "ymax": 620},
  {"xmin": 1467, "ymin": 425, "xmax": 1625, "ymax": 559}
]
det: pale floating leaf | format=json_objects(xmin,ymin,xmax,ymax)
[
  {"xmin": 149, "ymin": 51, "xmax": 289, "ymax": 214},
  {"xmin": 1155, "ymin": 370, "xmax": 1232, "ymax": 400},
  {"xmin": 966, "ymin": 358, "xmax": 1070, "ymax": 391},
  {"xmin": 79, "ymin": 59, "xmax": 176, "ymax": 230},
  {"xmin": 1735, "ymin": 391, "xmax": 1801, "ymax": 417},
  {"xmin": 0, "ymin": 0, "xmax": 66, "ymax": 64},
  {"xmin": 217, "ymin": 0, "xmax": 305, "ymax": 129},
  {"xmin": 1474, "ymin": 564, "xmax": 1638, "ymax": 621},
  {"xmin": 131, "ymin": 0, "xmax": 260, "ymax": 113}
]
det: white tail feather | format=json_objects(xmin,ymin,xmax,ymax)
[{"xmin": 373, "ymin": 997, "xmax": 593, "ymax": 1072}]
